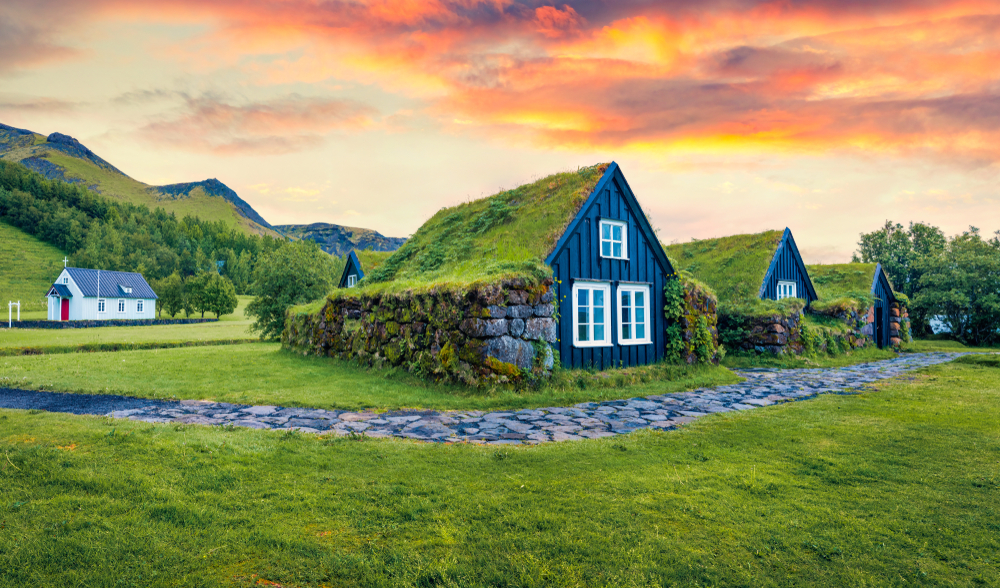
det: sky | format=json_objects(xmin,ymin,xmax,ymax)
[{"xmin": 1, "ymin": 0, "xmax": 998, "ymax": 262}]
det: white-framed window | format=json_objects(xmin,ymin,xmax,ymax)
[
  {"xmin": 617, "ymin": 284, "xmax": 651, "ymax": 344},
  {"xmin": 573, "ymin": 282, "xmax": 611, "ymax": 347},
  {"xmin": 777, "ymin": 281, "xmax": 797, "ymax": 300},
  {"xmin": 117, "ymin": 299, "xmax": 125, "ymax": 313},
  {"xmin": 347, "ymin": 274, "xmax": 358, "ymax": 288},
  {"xmin": 137, "ymin": 300, "xmax": 144, "ymax": 313},
  {"xmin": 600, "ymin": 220, "xmax": 627, "ymax": 260},
  {"xmin": 98, "ymin": 299, "xmax": 106, "ymax": 313},
  {"xmin": 62, "ymin": 277, "xmax": 68, "ymax": 284}
]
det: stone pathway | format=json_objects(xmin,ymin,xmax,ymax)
[{"xmin": 0, "ymin": 353, "xmax": 965, "ymax": 444}]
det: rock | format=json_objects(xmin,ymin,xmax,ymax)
[
  {"xmin": 523, "ymin": 318, "xmax": 557, "ymax": 342},
  {"xmin": 485, "ymin": 305, "xmax": 507, "ymax": 319},
  {"xmin": 459, "ymin": 318, "xmax": 508, "ymax": 337},
  {"xmin": 509, "ymin": 318, "xmax": 525, "ymax": 337},
  {"xmin": 767, "ymin": 323, "xmax": 785, "ymax": 334},
  {"xmin": 533, "ymin": 303, "xmax": 554, "ymax": 317},
  {"xmin": 506, "ymin": 305, "xmax": 534, "ymax": 319},
  {"xmin": 508, "ymin": 290, "xmax": 529, "ymax": 305},
  {"xmin": 241, "ymin": 405, "xmax": 276, "ymax": 416},
  {"xmin": 890, "ymin": 307, "xmax": 900, "ymax": 317},
  {"xmin": 540, "ymin": 290, "xmax": 554, "ymax": 303},
  {"xmin": 485, "ymin": 336, "xmax": 535, "ymax": 369},
  {"xmin": 540, "ymin": 345, "xmax": 554, "ymax": 370}
]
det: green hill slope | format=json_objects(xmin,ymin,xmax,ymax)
[
  {"xmin": 0, "ymin": 123, "xmax": 277, "ymax": 237},
  {"xmin": 0, "ymin": 221, "xmax": 66, "ymax": 311},
  {"xmin": 273, "ymin": 223, "xmax": 406, "ymax": 257}
]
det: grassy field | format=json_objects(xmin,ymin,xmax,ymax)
[
  {"xmin": 0, "ymin": 343, "xmax": 739, "ymax": 411},
  {"xmin": 1, "ymin": 358, "xmax": 997, "ymax": 587},
  {"xmin": 722, "ymin": 345, "xmax": 900, "ymax": 369},
  {"xmin": 0, "ymin": 296, "xmax": 255, "ymax": 350},
  {"xmin": 0, "ymin": 221, "xmax": 67, "ymax": 312},
  {"xmin": 905, "ymin": 338, "xmax": 997, "ymax": 353}
]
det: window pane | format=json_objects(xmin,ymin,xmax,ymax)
[
  {"xmin": 622, "ymin": 324, "xmax": 631, "ymax": 340},
  {"xmin": 621, "ymin": 304, "xmax": 630, "ymax": 325},
  {"xmin": 594, "ymin": 325, "xmax": 604, "ymax": 341},
  {"xmin": 577, "ymin": 289, "xmax": 588, "ymax": 306},
  {"xmin": 613, "ymin": 243, "xmax": 622, "ymax": 258},
  {"xmin": 602, "ymin": 241, "xmax": 610, "ymax": 257},
  {"xmin": 578, "ymin": 308, "xmax": 588, "ymax": 326},
  {"xmin": 636, "ymin": 307, "xmax": 644, "ymax": 323},
  {"xmin": 636, "ymin": 291, "xmax": 644, "ymax": 307},
  {"xmin": 594, "ymin": 289, "xmax": 604, "ymax": 309},
  {"xmin": 612, "ymin": 225, "xmax": 621, "ymax": 241},
  {"xmin": 602, "ymin": 223, "xmax": 611, "ymax": 239},
  {"xmin": 579, "ymin": 324, "xmax": 588, "ymax": 341},
  {"xmin": 637, "ymin": 324, "xmax": 645, "ymax": 339}
]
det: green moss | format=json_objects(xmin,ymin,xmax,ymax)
[
  {"xmin": 664, "ymin": 230, "xmax": 783, "ymax": 304},
  {"xmin": 807, "ymin": 263, "xmax": 878, "ymax": 298}
]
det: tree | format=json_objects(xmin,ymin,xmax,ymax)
[
  {"xmin": 912, "ymin": 227, "xmax": 1000, "ymax": 346},
  {"xmin": 204, "ymin": 274, "xmax": 239, "ymax": 318},
  {"xmin": 185, "ymin": 272, "xmax": 213, "ymax": 319},
  {"xmin": 246, "ymin": 241, "xmax": 337, "ymax": 340},
  {"xmin": 853, "ymin": 220, "xmax": 946, "ymax": 335},
  {"xmin": 154, "ymin": 272, "xmax": 187, "ymax": 318}
]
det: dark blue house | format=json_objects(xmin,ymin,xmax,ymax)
[
  {"xmin": 338, "ymin": 250, "xmax": 393, "ymax": 289},
  {"xmin": 870, "ymin": 263, "xmax": 898, "ymax": 348},
  {"xmin": 546, "ymin": 163, "xmax": 676, "ymax": 370}
]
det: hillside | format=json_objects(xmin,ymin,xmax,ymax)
[
  {"xmin": 0, "ymin": 123, "xmax": 276, "ymax": 237},
  {"xmin": 274, "ymin": 223, "xmax": 406, "ymax": 257},
  {"xmin": 0, "ymin": 220, "xmax": 67, "ymax": 311}
]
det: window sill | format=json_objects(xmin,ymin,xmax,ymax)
[
  {"xmin": 619, "ymin": 339, "xmax": 653, "ymax": 346},
  {"xmin": 599, "ymin": 255, "xmax": 629, "ymax": 261},
  {"xmin": 573, "ymin": 341, "xmax": 613, "ymax": 348}
]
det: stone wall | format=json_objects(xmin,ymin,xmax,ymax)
[
  {"xmin": 283, "ymin": 279, "xmax": 557, "ymax": 387},
  {"xmin": 667, "ymin": 277, "xmax": 721, "ymax": 364}
]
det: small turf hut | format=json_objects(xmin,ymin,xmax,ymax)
[
  {"xmin": 664, "ymin": 229, "xmax": 817, "ymax": 306},
  {"xmin": 285, "ymin": 162, "xmax": 716, "ymax": 385},
  {"xmin": 808, "ymin": 262, "xmax": 906, "ymax": 348},
  {"xmin": 338, "ymin": 250, "xmax": 393, "ymax": 288}
]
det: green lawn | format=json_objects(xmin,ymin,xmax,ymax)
[
  {"xmin": 905, "ymin": 338, "xmax": 997, "ymax": 353},
  {"xmin": 0, "ymin": 343, "xmax": 739, "ymax": 411},
  {"xmin": 1, "ymin": 359, "xmax": 997, "ymax": 587},
  {"xmin": 722, "ymin": 345, "xmax": 899, "ymax": 369},
  {"xmin": 0, "ymin": 221, "xmax": 67, "ymax": 312},
  {"xmin": 0, "ymin": 296, "xmax": 256, "ymax": 351}
]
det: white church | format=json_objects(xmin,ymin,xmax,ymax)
[{"xmin": 46, "ymin": 266, "xmax": 158, "ymax": 321}]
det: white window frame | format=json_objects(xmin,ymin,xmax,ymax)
[
  {"xmin": 117, "ymin": 299, "xmax": 126, "ymax": 313},
  {"xmin": 777, "ymin": 281, "xmax": 797, "ymax": 300},
  {"xmin": 62, "ymin": 277, "xmax": 69, "ymax": 284},
  {"xmin": 137, "ymin": 300, "xmax": 144, "ymax": 313},
  {"xmin": 572, "ymin": 281, "xmax": 612, "ymax": 348},
  {"xmin": 617, "ymin": 284, "xmax": 652, "ymax": 345},
  {"xmin": 347, "ymin": 274, "xmax": 358, "ymax": 288},
  {"xmin": 98, "ymin": 299, "xmax": 106, "ymax": 313},
  {"xmin": 599, "ymin": 219, "xmax": 628, "ymax": 260}
]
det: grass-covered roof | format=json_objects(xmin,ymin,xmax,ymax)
[
  {"xmin": 807, "ymin": 263, "xmax": 878, "ymax": 299},
  {"xmin": 338, "ymin": 163, "xmax": 611, "ymax": 295},
  {"xmin": 353, "ymin": 250, "xmax": 394, "ymax": 275},
  {"xmin": 663, "ymin": 230, "xmax": 783, "ymax": 303}
]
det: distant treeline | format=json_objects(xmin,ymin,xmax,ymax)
[{"xmin": 0, "ymin": 160, "xmax": 284, "ymax": 294}]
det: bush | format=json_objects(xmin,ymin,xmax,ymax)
[{"xmin": 247, "ymin": 241, "xmax": 339, "ymax": 340}]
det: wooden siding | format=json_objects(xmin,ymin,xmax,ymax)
[
  {"xmin": 759, "ymin": 232, "xmax": 818, "ymax": 304},
  {"xmin": 871, "ymin": 265, "xmax": 896, "ymax": 348},
  {"xmin": 548, "ymin": 173, "xmax": 669, "ymax": 370},
  {"xmin": 338, "ymin": 253, "xmax": 362, "ymax": 288}
]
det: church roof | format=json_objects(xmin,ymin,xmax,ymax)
[{"xmin": 63, "ymin": 267, "xmax": 158, "ymax": 299}]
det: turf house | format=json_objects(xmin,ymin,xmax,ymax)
[
  {"xmin": 808, "ymin": 262, "xmax": 910, "ymax": 348},
  {"xmin": 664, "ymin": 229, "xmax": 822, "ymax": 355},
  {"xmin": 338, "ymin": 250, "xmax": 393, "ymax": 288},
  {"xmin": 46, "ymin": 267, "xmax": 157, "ymax": 321},
  {"xmin": 284, "ymin": 163, "xmax": 720, "ymax": 386}
]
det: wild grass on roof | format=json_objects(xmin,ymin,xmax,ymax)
[
  {"xmin": 330, "ymin": 163, "xmax": 610, "ymax": 297},
  {"xmin": 664, "ymin": 230, "xmax": 783, "ymax": 304},
  {"xmin": 807, "ymin": 263, "xmax": 877, "ymax": 299},
  {"xmin": 354, "ymin": 250, "xmax": 394, "ymax": 274}
]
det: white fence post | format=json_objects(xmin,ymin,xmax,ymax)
[{"xmin": 8, "ymin": 301, "xmax": 20, "ymax": 328}]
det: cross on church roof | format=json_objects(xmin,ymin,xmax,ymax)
[{"xmin": 63, "ymin": 256, "xmax": 68, "ymax": 267}]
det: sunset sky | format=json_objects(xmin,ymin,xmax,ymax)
[{"xmin": 2, "ymin": 0, "xmax": 998, "ymax": 261}]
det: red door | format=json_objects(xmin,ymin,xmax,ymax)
[{"xmin": 60, "ymin": 298, "xmax": 69, "ymax": 321}]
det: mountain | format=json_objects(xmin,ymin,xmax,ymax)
[
  {"xmin": 0, "ymin": 123, "xmax": 276, "ymax": 237},
  {"xmin": 273, "ymin": 223, "xmax": 406, "ymax": 257}
]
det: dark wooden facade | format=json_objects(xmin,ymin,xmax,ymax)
[
  {"xmin": 546, "ymin": 164, "xmax": 675, "ymax": 370},
  {"xmin": 870, "ymin": 263, "xmax": 896, "ymax": 348},
  {"xmin": 338, "ymin": 250, "xmax": 363, "ymax": 289},
  {"xmin": 758, "ymin": 228, "xmax": 818, "ymax": 305}
]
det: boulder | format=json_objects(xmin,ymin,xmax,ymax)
[
  {"xmin": 540, "ymin": 345, "xmax": 554, "ymax": 370},
  {"xmin": 459, "ymin": 318, "xmax": 508, "ymax": 338},
  {"xmin": 533, "ymin": 303, "xmax": 554, "ymax": 317},
  {"xmin": 509, "ymin": 318, "xmax": 525, "ymax": 337},
  {"xmin": 524, "ymin": 318, "xmax": 557, "ymax": 342},
  {"xmin": 508, "ymin": 290, "xmax": 529, "ymax": 305},
  {"xmin": 767, "ymin": 323, "xmax": 785, "ymax": 334},
  {"xmin": 540, "ymin": 289, "xmax": 554, "ymax": 303},
  {"xmin": 485, "ymin": 305, "xmax": 507, "ymax": 319},
  {"xmin": 507, "ymin": 305, "xmax": 534, "ymax": 319},
  {"xmin": 486, "ymin": 336, "xmax": 535, "ymax": 370}
]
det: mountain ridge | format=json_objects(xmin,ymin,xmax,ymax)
[{"xmin": 274, "ymin": 222, "xmax": 406, "ymax": 257}]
